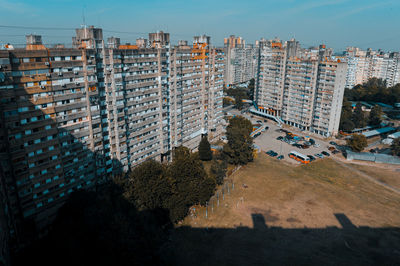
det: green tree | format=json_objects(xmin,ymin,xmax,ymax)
[
  {"xmin": 247, "ymin": 78, "xmax": 255, "ymax": 101},
  {"xmin": 369, "ymin": 105, "xmax": 383, "ymax": 126},
  {"xmin": 223, "ymin": 97, "xmax": 233, "ymax": 107},
  {"xmin": 352, "ymin": 102, "xmax": 367, "ymax": 128},
  {"xmin": 166, "ymin": 146, "xmax": 215, "ymax": 222},
  {"xmin": 347, "ymin": 134, "xmax": 368, "ymax": 152},
  {"xmin": 128, "ymin": 160, "xmax": 171, "ymax": 210},
  {"xmin": 391, "ymin": 138, "xmax": 400, "ymax": 156},
  {"xmin": 210, "ymin": 159, "xmax": 228, "ymax": 185},
  {"xmin": 223, "ymin": 116, "xmax": 254, "ymax": 165},
  {"xmin": 339, "ymin": 99, "xmax": 355, "ymax": 132},
  {"xmin": 198, "ymin": 135, "xmax": 212, "ymax": 161}
]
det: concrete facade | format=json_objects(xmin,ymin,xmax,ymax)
[
  {"xmin": 345, "ymin": 47, "xmax": 400, "ymax": 88},
  {"xmin": 255, "ymin": 39, "xmax": 347, "ymax": 137},
  {"xmin": 0, "ymin": 27, "xmax": 225, "ymax": 239},
  {"xmin": 224, "ymin": 35, "xmax": 257, "ymax": 85}
]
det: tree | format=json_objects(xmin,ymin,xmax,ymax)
[
  {"xmin": 369, "ymin": 105, "xmax": 383, "ymax": 126},
  {"xmin": 344, "ymin": 77, "xmax": 400, "ymax": 105},
  {"xmin": 128, "ymin": 160, "xmax": 171, "ymax": 210},
  {"xmin": 198, "ymin": 135, "xmax": 212, "ymax": 161},
  {"xmin": 166, "ymin": 146, "xmax": 215, "ymax": 222},
  {"xmin": 247, "ymin": 78, "xmax": 255, "ymax": 101},
  {"xmin": 210, "ymin": 159, "xmax": 228, "ymax": 185},
  {"xmin": 339, "ymin": 99, "xmax": 355, "ymax": 132},
  {"xmin": 347, "ymin": 134, "xmax": 368, "ymax": 152},
  {"xmin": 352, "ymin": 102, "xmax": 367, "ymax": 128},
  {"xmin": 391, "ymin": 138, "xmax": 400, "ymax": 156},
  {"xmin": 223, "ymin": 116, "xmax": 254, "ymax": 165},
  {"xmin": 223, "ymin": 97, "xmax": 233, "ymax": 107}
]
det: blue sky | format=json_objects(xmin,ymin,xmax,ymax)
[{"xmin": 0, "ymin": 0, "xmax": 399, "ymax": 51}]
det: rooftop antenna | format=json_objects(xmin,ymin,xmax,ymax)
[{"xmin": 82, "ymin": 7, "xmax": 86, "ymax": 28}]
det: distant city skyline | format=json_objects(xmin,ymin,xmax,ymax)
[{"xmin": 0, "ymin": 0, "xmax": 399, "ymax": 51}]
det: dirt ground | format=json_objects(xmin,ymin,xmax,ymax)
[{"xmin": 165, "ymin": 154, "xmax": 400, "ymax": 265}]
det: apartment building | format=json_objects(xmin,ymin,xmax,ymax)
[
  {"xmin": 0, "ymin": 27, "xmax": 225, "ymax": 236},
  {"xmin": 169, "ymin": 36, "xmax": 224, "ymax": 150},
  {"xmin": 0, "ymin": 34, "xmax": 112, "ymax": 230},
  {"xmin": 344, "ymin": 47, "xmax": 400, "ymax": 88},
  {"xmin": 224, "ymin": 36, "xmax": 257, "ymax": 85},
  {"xmin": 255, "ymin": 39, "xmax": 347, "ymax": 137},
  {"xmin": 103, "ymin": 45, "xmax": 167, "ymax": 171}
]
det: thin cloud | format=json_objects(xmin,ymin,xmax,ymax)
[
  {"xmin": 283, "ymin": 0, "xmax": 350, "ymax": 16},
  {"xmin": 0, "ymin": 0, "xmax": 36, "ymax": 14},
  {"xmin": 331, "ymin": 1, "xmax": 396, "ymax": 20}
]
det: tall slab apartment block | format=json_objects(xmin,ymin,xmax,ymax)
[
  {"xmin": 344, "ymin": 47, "xmax": 400, "ymax": 89},
  {"xmin": 255, "ymin": 39, "xmax": 347, "ymax": 137},
  {"xmin": 0, "ymin": 34, "xmax": 112, "ymax": 230},
  {"xmin": 0, "ymin": 27, "xmax": 225, "ymax": 235},
  {"xmin": 103, "ymin": 45, "xmax": 167, "ymax": 170},
  {"xmin": 169, "ymin": 36, "xmax": 224, "ymax": 150}
]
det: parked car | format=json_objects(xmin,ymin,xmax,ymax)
[
  {"xmin": 313, "ymin": 143, "xmax": 320, "ymax": 148},
  {"xmin": 315, "ymin": 153, "xmax": 324, "ymax": 158},
  {"xmin": 256, "ymin": 120, "xmax": 262, "ymax": 123},
  {"xmin": 328, "ymin": 146, "xmax": 336, "ymax": 151},
  {"xmin": 293, "ymin": 143, "xmax": 303, "ymax": 148},
  {"xmin": 277, "ymin": 155, "xmax": 284, "ymax": 160},
  {"xmin": 329, "ymin": 141, "xmax": 337, "ymax": 146},
  {"xmin": 302, "ymin": 144, "xmax": 310, "ymax": 149},
  {"xmin": 309, "ymin": 139, "xmax": 315, "ymax": 145},
  {"xmin": 321, "ymin": 151, "xmax": 330, "ymax": 157},
  {"xmin": 277, "ymin": 136, "xmax": 283, "ymax": 141},
  {"xmin": 307, "ymin": 155, "xmax": 316, "ymax": 161},
  {"xmin": 332, "ymin": 150, "xmax": 340, "ymax": 154},
  {"xmin": 288, "ymin": 140, "xmax": 297, "ymax": 145},
  {"xmin": 266, "ymin": 150, "xmax": 278, "ymax": 157},
  {"xmin": 253, "ymin": 132, "xmax": 261, "ymax": 138}
]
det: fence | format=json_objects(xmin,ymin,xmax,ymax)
[{"xmin": 188, "ymin": 165, "xmax": 245, "ymax": 221}]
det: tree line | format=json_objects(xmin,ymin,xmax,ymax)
[
  {"xmin": 339, "ymin": 100, "xmax": 383, "ymax": 132},
  {"xmin": 224, "ymin": 79, "xmax": 255, "ymax": 110},
  {"xmin": 344, "ymin": 77, "xmax": 400, "ymax": 105}
]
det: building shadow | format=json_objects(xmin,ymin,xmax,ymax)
[
  {"xmin": 164, "ymin": 213, "xmax": 400, "ymax": 266},
  {"xmin": 0, "ymin": 57, "xmax": 124, "ymax": 251}
]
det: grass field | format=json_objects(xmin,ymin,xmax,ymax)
[
  {"xmin": 165, "ymin": 154, "xmax": 400, "ymax": 265},
  {"xmin": 185, "ymin": 153, "xmax": 400, "ymax": 229}
]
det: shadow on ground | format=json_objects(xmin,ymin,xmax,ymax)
[{"xmin": 164, "ymin": 213, "xmax": 400, "ymax": 266}]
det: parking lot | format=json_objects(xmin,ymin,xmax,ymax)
[{"xmin": 228, "ymin": 109, "xmax": 338, "ymax": 164}]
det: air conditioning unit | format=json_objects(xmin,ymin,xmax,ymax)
[
  {"xmin": 45, "ymin": 62, "xmax": 50, "ymax": 66},
  {"xmin": 58, "ymin": 72, "xmax": 63, "ymax": 76},
  {"xmin": 30, "ymin": 75, "xmax": 35, "ymax": 78},
  {"xmin": 62, "ymin": 84, "xmax": 66, "ymax": 87},
  {"xmin": 75, "ymin": 82, "xmax": 80, "ymax": 85},
  {"xmin": 46, "ymin": 73, "xmax": 51, "ymax": 77},
  {"xmin": 40, "ymin": 85, "xmax": 46, "ymax": 89},
  {"xmin": 87, "ymin": 60, "xmax": 92, "ymax": 64},
  {"xmin": 74, "ymin": 71, "xmax": 78, "ymax": 75}
]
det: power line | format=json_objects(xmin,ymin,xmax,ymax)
[
  {"xmin": 0, "ymin": 25, "xmax": 75, "ymax": 31},
  {"xmin": 0, "ymin": 24, "xmax": 196, "ymax": 38}
]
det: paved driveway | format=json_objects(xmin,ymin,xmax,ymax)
[{"xmin": 229, "ymin": 109, "xmax": 337, "ymax": 164}]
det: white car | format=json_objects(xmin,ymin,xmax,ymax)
[{"xmin": 313, "ymin": 143, "xmax": 320, "ymax": 148}]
